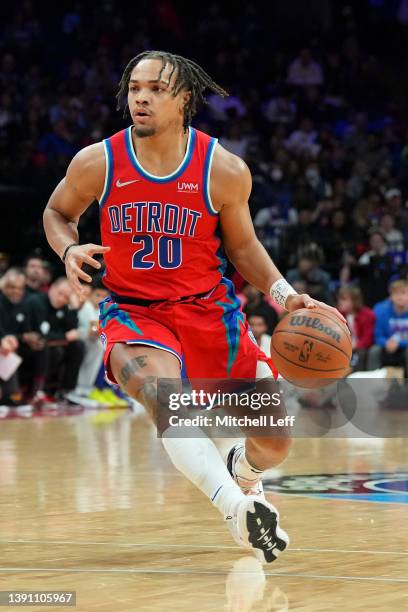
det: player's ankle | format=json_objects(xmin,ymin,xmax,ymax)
[
  {"xmin": 235, "ymin": 446, "xmax": 264, "ymax": 481},
  {"xmin": 211, "ymin": 483, "xmax": 244, "ymax": 518}
]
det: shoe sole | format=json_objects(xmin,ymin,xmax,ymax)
[{"xmin": 239, "ymin": 498, "xmax": 289, "ymax": 564}]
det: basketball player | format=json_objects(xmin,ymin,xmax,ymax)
[{"xmin": 43, "ymin": 51, "xmax": 345, "ymax": 564}]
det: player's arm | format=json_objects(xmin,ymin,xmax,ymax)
[
  {"xmin": 43, "ymin": 143, "xmax": 110, "ymax": 295},
  {"xmin": 214, "ymin": 146, "xmax": 345, "ymax": 321}
]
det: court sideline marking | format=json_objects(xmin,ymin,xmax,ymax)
[
  {"xmin": 0, "ymin": 566, "xmax": 406, "ymax": 584},
  {"xmin": 0, "ymin": 539, "xmax": 407, "ymax": 556}
]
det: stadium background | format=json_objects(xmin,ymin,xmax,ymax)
[{"xmin": 1, "ymin": 3, "xmax": 408, "ymax": 610}]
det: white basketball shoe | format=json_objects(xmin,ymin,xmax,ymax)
[{"xmin": 225, "ymin": 495, "xmax": 289, "ymax": 564}]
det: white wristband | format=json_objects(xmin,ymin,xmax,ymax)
[{"xmin": 270, "ymin": 278, "xmax": 298, "ymax": 310}]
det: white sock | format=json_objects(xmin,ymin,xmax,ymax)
[
  {"xmin": 162, "ymin": 425, "xmax": 244, "ymax": 517},
  {"xmin": 234, "ymin": 445, "xmax": 263, "ymax": 483}
]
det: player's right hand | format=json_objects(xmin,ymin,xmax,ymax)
[{"xmin": 64, "ymin": 243, "xmax": 111, "ymax": 297}]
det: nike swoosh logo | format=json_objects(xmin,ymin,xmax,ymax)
[{"xmin": 116, "ymin": 178, "xmax": 141, "ymax": 187}]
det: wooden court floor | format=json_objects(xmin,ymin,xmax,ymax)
[{"xmin": 0, "ymin": 411, "xmax": 407, "ymax": 611}]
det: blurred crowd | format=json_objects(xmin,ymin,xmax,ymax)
[
  {"xmin": 1, "ymin": 1, "xmax": 408, "ymax": 407},
  {"xmin": 0, "ymin": 255, "xmax": 128, "ymax": 410}
]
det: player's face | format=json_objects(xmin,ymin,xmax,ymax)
[{"xmin": 128, "ymin": 59, "xmax": 190, "ymax": 137}]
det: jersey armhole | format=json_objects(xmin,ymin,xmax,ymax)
[
  {"xmin": 203, "ymin": 137, "xmax": 218, "ymax": 216},
  {"xmin": 98, "ymin": 139, "xmax": 113, "ymax": 207}
]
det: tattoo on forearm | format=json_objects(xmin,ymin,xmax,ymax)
[{"xmin": 119, "ymin": 355, "xmax": 148, "ymax": 386}]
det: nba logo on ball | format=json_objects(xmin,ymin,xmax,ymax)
[
  {"xmin": 299, "ymin": 340, "xmax": 314, "ymax": 363},
  {"xmin": 100, "ymin": 332, "xmax": 107, "ymax": 349}
]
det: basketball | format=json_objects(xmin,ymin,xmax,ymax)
[{"xmin": 270, "ymin": 308, "xmax": 352, "ymax": 388}]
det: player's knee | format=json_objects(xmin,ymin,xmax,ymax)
[
  {"xmin": 275, "ymin": 436, "xmax": 293, "ymax": 459},
  {"xmin": 124, "ymin": 373, "xmax": 157, "ymax": 403},
  {"xmin": 251, "ymin": 436, "xmax": 293, "ymax": 463}
]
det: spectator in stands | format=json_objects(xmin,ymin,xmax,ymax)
[
  {"xmin": 248, "ymin": 313, "xmax": 271, "ymax": 356},
  {"xmin": 361, "ymin": 133, "xmax": 391, "ymax": 175},
  {"xmin": 284, "ymin": 117, "xmax": 320, "ymax": 158},
  {"xmin": 253, "ymin": 189, "xmax": 295, "ymax": 261},
  {"xmin": 286, "ymin": 249, "xmax": 332, "ymax": 303},
  {"xmin": 40, "ymin": 260, "xmax": 53, "ymax": 291},
  {"xmin": 385, "ymin": 188, "xmax": 408, "ymax": 237},
  {"xmin": 337, "ymin": 286, "xmax": 375, "ymax": 371},
  {"xmin": 240, "ymin": 284, "xmax": 278, "ymax": 335},
  {"xmin": 219, "ymin": 123, "xmax": 249, "ymax": 158},
  {"xmin": 0, "ymin": 268, "xmax": 24, "ymax": 405},
  {"xmin": 0, "ymin": 332, "xmax": 19, "ymax": 408},
  {"xmin": 25, "ymin": 277, "xmax": 84, "ymax": 399},
  {"xmin": 320, "ymin": 209, "xmax": 360, "ymax": 278},
  {"xmin": 304, "ymin": 161, "xmax": 332, "ymax": 200},
  {"xmin": 0, "ymin": 268, "xmax": 46, "ymax": 402},
  {"xmin": 207, "ymin": 90, "xmax": 246, "ymax": 122},
  {"xmin": 24, "ymin": 254, "xmax": 46, "ymax": 294},
  {"xmin": 0, "ymin": 328, "xmax": 18, "ymax": 355},
  {"xmin": 264, "ymin": 89, "xmax": 297, "ymax": 125},
  {"xmin": 367, "ymin": 279, "xmax": 408, "ymax": 375},
  {"xmin": 352, "ymin": 228, "xmax": 396, "ymax": 306},
  {"xmin": 279, "ymin": 208, "xmax": 317, "ymax": 270},
  {"xmin": 379, "ymin": 212, "xmax": 405, "ymax": 252},
  {"xmin": 66, "ymin": 275, "xmax": 109, "ymax": 405},
  {"xmin": 344, "ymin": 113, "xmax": 369, "ymax": 155},
  {"xmin": 287, "ymin": 48, "xmax": 324, "ymax": 87},
  {"xmin": 310, "ymin": 198, "xmax": 336, "ymax": 229},
  {"xmin": 37, "ymin": 119, "xmax": 79, "ymax": 160}
]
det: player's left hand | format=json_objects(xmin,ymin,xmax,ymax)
[{"xmin": 286, "ymin": 294, "xmax": 347, "ymax": 326}]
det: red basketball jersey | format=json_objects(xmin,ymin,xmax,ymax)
[{"xmin": 99, "ymin": 126, "xmax": 224, "ymax": 300}]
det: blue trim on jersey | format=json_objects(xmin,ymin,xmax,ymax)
[
  {"xmin": 125, "ymin": 339, "xmax": 182, "ymax": 366},
  {"xmin": 99, "ymin": 139, "xmax": 114, "ymax": 208},
  {"xmin": 125, "ymin": 126, "xmax": 196, "ymax": 183},
  {"xmin": 215, "ymin": 242, "xmax": 228, "ymax": 276},
  {"xmin": 99, "ymin": 298, "xmax": 143, "ymax": 335},
  {"xmin": 203, "ymin": 137, "xmax": 218, "ymax": 216},
  {"xmin": 216, "ymin": 277, "xmax": 245, "ymax": 376}
]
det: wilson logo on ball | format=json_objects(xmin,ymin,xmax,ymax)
[{"xmin": 290, "ymin": 316, "xmax": 341, "ymax": 343}]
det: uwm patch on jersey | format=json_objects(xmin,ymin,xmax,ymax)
[
  {"xmin": 99, "ymin": 126, "xmax": 224, "ymax": 300},
  {"xmin": 177, "ymin": 180, "xmax": 199, "ymax": 192}
]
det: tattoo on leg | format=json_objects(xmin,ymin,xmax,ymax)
[{"xmin": 119, "ymin": 355, "xmax": 148, "ymax": 387}]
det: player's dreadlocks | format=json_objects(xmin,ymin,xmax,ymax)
[{"xmin": 116, "ymin": 50, "xmax": 229, "ymax": 130}]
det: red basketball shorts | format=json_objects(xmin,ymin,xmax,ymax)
[{"xmin": 98, "ymin": 278, "xmax": 278, "ymax": 384}]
